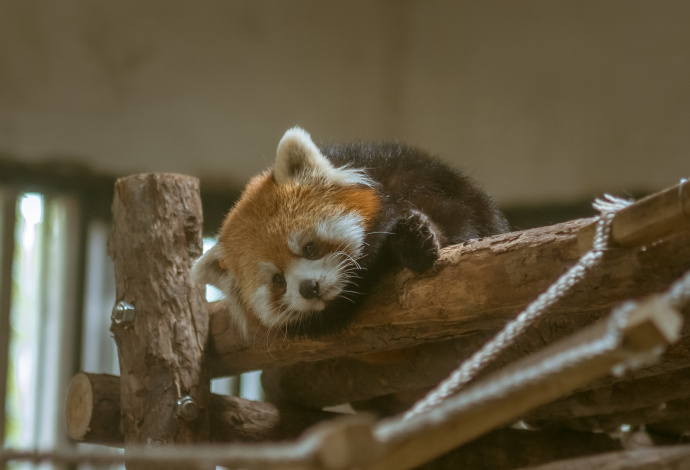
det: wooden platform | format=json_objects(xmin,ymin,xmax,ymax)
[{"xmin": 53, "ymin": 176, "xmax": 690, "ymax": 470}]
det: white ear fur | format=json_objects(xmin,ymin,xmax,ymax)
[
  {"xmin": 274, "ymin": 127, "xmax": 335, "ymax": 184},
  {"xmin": 274, "ymin": 127, "xmax": 376, "ymax": 187},
  {"xmin": 192, "ymin": 244, "xmax": 250, "ymax": 338},
  {"xmin": 192, "ymin": 244, "xmax": 235, "ymax": 294}
]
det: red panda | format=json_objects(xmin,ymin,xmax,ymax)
[{"xmin": 193, "ymin": 127, "xmax": 509, "ymax": 337}]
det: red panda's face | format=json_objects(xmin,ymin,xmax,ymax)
[
  {"xmin": 217, "ymin": 175, "xmax": 379, "ymax": 331},
  {"xmin": 193, "ymin": 127, "xmax": 380, "ymax": 336}
]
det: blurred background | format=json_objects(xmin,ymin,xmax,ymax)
[{"xmin": 1, "ymin": 0, "xmax": 689, "ymax": 468}]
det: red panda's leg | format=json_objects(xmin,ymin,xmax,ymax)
[{"xmin": 387, "ymin": 209, "xmax": 443, "ymax": 273}]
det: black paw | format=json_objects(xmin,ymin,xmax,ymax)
[{"xmin": 389, "ymin": 210, "xmax": 442, "ymax": 273}]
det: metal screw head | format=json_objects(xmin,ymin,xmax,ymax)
[
  {"xmin": 175, "ymin": 396, "xmax": 199, "ymax": 421},
  {"xmin": 112, "ymin": 301, "xmax": 135, "ymax": 325}
]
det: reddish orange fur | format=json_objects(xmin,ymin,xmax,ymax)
[{"xmin": 214, "ymin": 170, "xmax": 380, "ymax": 319}]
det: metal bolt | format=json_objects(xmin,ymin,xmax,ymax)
[
  {"xmin": 112, "ymin": 301, "xmax": 135, "ymax": 325},
  {"xmin": 175, "ymin": 396, "xmax": 199, "ymax": 421}
]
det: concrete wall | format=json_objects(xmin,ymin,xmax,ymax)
[{"xmin": 1, "ymin": 1, "xmax": 688, "ymax": 204}]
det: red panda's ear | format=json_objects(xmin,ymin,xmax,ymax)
[
  {"xmin": 274, "ymin": 127, "xmax": 336, "ymax": 185},
  {"xmin": 192, "ymin": 244, "xmax": 235, "ymax": 293}
]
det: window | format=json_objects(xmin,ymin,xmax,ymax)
[
  {"xmin": 1, "ymin": 186, "xmax": 260, "ymax": 469},
  {"xmin": 2, "ymin": 192, "xmax": 83, "ymax": 469}
]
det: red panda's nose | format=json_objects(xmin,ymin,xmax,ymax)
[{"xmin": 299, "ymin": 280, "xmax": 320, "ymax": 299}]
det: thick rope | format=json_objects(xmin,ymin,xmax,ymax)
[{"xmin": 402, "ymin": 195, "xmax": 632, "ymax": 420}]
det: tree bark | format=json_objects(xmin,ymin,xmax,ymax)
[{"xmin": 108, "ymin": 173, "xmax": 209, "ymax": 469}]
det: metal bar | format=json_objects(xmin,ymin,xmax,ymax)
[{"xmin": 0, "ymin": 189, "xmax": 17, "ymax": 444}]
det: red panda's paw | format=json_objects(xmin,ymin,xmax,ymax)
[{"xmin": 389, "ymin": 210, "xmax": 442, "ymax": 273}]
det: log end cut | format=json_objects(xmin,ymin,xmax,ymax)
[
  {"xmin": 65, "ymin": 373, "xmax": 93, "ymax": 441},
  {"xmin": 65, "ymin": 372, "xmax": 122, "ymax": 445}
]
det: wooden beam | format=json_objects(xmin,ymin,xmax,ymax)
[
  {"xmin": 578, "ymin": 179, "xmax": 690, "ymax": 251},
  {"xmin": 209, "ymin": 181, "xmax": 690, "ymax": 377},
  {"xmin": 109, "ymin": 174, "xmax": 210, "ymax": 469},
  {"xmin": 64, "ymin": 372, "xmax": 337, "ymax": 446},
  {"xmin": 261, "ymin": 318, "xmax": 690, "ymax": 410}
]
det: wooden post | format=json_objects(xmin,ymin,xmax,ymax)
[{"xmin": 108, "ymin": 174, "xmax": 209, "ymax": 469}]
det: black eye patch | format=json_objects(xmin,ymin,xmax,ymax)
[
  {"xmin": 302, "ymin": 242, "xmax": 318, "ymax": 259},
  {"xmin": 272, "ymin": 273, "xmax": 286, "ymax": 291}
]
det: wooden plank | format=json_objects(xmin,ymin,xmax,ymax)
[{"xmin": 368, "ymin": 296, "xmax": 683, "ymax": 470}]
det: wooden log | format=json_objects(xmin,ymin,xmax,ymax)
[
  {"xmin": 209, "ymin": 219, "xmax": 588, "ymax": 375},
  {"xmin": 210, "ymin": 217, "xmax": 690, "ymax": 378},
  {"xmin": 109, "ymin": 174, "xmax": 209, "ymax": 469},
  {"xmin": 64, "ymin": 373, "xmax": 337, "ymax": 446},
  {"xmin": 260, "ymin": 319, "xmax": 689, "ymax": 410},
  {"xmin": 65, "ymin": 372, "xmax": 121, "ymax": 445},
  {"xmin": 208, "ymin": 391, "xmax": 338, "ymax": 443},
  {"xmin": 516, "ymin": 444, "xmax": 690, "ymax": 470},
  {"xmin": 368, "ymin": 295, "xmax": 683, "ymax": 470},
  {"xmin": 578, "ymin": 179, "xmax": 690, "ymax": 252}
]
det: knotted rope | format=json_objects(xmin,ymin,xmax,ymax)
[{"xmin": 402, "ymin": 195, "xmax": 633, "ymax": 420}]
